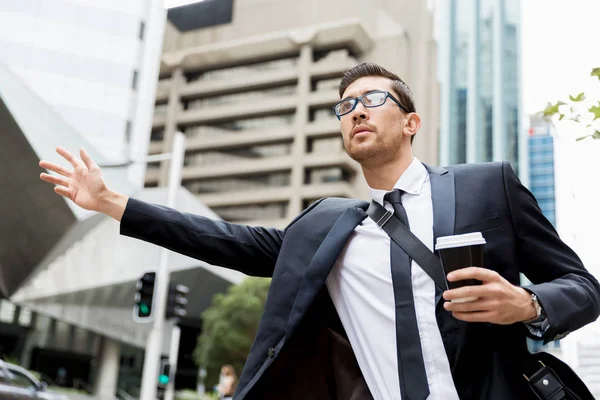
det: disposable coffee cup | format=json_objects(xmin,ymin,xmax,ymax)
[{"xmin": 435, "ymin": 232, "xmax": 486, "ymax": 303}]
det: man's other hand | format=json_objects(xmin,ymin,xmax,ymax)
[{"xmin": 443, "ymin": 267, "xmax": 537, "ymax": 325}]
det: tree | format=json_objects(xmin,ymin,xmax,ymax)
[
  {"xmin": 193, "ymin": 277, "xmax": 271, "ymax": 389},
  {"xmin": 540, "ymin": 67, "xmax": 600, "ymax": 141}
]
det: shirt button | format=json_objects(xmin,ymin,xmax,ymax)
[{"xmin": 268, "ymin": 347, "xmax": 276, "ymax": 358}]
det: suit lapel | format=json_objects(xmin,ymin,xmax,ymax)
[
  {"xmin": 286, "ymin": 206, "xmax": 367, "ymax": 335},
  {"xmin": 425, "ymin": 164, "xmax": 456, "ymax": 306}
]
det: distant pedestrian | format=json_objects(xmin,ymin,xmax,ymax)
[{"xmin": 216, "ymin": 365, "xmax": 237, "ymax": 400}]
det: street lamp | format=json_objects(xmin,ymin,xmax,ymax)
[{"xmin": 102, "ymin": 131, "xmax": 186, "ymax": 400}]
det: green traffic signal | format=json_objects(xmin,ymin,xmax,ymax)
[
  {"xmin": 139, "ymin": 303, "xmax": 150, "ymax": 315},
  {"xmin": 158, "ymin": 374, "xmax": 169, "ymax": 385}
]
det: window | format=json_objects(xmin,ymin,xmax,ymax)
[
  {"xmin": 6, "ymin": 368, "xmax": 37, "ymax": 389},
  {"xmin": 305, "ymin": 167, "xmax": 352, "ymax": 184},
  {"xmin": 125, "ymin": 121, "xmax": 132, "ymax": 143},
  {"xmin": 139, "ymin": 21, "xmax": 146, "ymax": 41},
  {"xmin": 132, "ymin": 70, "xmax": 139, "ymax": 90}
]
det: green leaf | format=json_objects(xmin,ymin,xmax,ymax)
[
  {"xmin": 591, "ymin": 67, "xmax": 600, "ymax": 80},
  {"xmin": 569, "ymin": 92, "xmax": 586, "ymax": 102},
  {"xmin": 576, "ymin": 136, "xmax": 588, "ymax": 141},
  {"xmin": 559, "ymin": 113, "xmax": 566, "ymax": 121},
  {"xmin": 593, "ymin": 130, "xmax": 600, "ymax": 140},
  {"xmin": 541, "ymin": 101, "xmax": 567, "ymax": 117},
  {"xmin": 589, "ymin": 102, "xmax": 600, "ymax": 120}
]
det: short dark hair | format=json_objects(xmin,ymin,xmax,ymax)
[{"xmin": 338, "ymin": 62, "xmax": 416, "ymax": 113}]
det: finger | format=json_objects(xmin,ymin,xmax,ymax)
[
  {"xmin": 447, "ymin": 267, "xmax": 499, "ymax": 283},
  {"xmin": 443, "ymin": 284, "xmax": 490, "ymax": 301},
  {"xmin": 80, "ymin": 148, "xmax": 98, "ymax": 171},
  {"xmin": 54, "ymin": 186, "xmax": 70, "ymax": 198},
  {"xmin": 40, "ymin": 173, "xmax": 70, "ymax": 187},
  {"xmin": 39, "ymin": 160, "xmax": 71, "ymax": 177},
  {"xmin": 444, "ymin": 299, "xmax": 496, "ymax": 313},
  {"xmin": 56, "ymin": 147, "xmax": 83, "ymax": 169},
  {"xmin": 451, "ymin": 311, "xmax": 495, "ymax": 323}
]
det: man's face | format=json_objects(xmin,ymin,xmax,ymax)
[{"xmin": 339, "ymin": 76, "xmax": 408, "ymax": 167}]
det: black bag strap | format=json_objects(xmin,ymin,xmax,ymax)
[{"xmin": 366, "ymin": 200, "xmax": 447, "ymax": 290}]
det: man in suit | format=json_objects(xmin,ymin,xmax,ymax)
[{"xmin": 40, "ymin": 62, "xmax": 600, "ymax": 399}]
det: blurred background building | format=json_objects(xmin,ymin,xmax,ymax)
[
  {"xmin": 148, "ymin": 0, "xmax": 440, "ymax": 228},
  {"xmin": 0, "ymin": 0, "xmax": 440, "ymax": 398},
  {"xmin": 528, "ymin": 115, "xmax": 556, "ymax": 226},
  {"xmin": 437, "ymin": 0, "xmax": 525, "ymax": 181},
  {"xmin": 0, "ymin": 0, "xmax": 164, "ymax": 187}
]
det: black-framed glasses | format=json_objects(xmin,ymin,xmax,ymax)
[{"xmin": 333, "ymin": 90, "xmax": 410, "ymax": 120}]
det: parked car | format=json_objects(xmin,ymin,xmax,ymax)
[{"xmin": 0, "ymin": 360, "xmax": 69, "ymax": 400}]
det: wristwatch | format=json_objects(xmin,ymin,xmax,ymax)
[{"xmin": 530, "ymin": 293, "xmax": 544, "ymax": 320}]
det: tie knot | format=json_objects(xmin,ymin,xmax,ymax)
[{"xmin": 384, "ymin": 189, "xmax": 404, "ymax": 205}]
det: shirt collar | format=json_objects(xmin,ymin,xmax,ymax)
[{"xmin": 370, "ymin": 158, "xmax": 429, "ymax": 206}]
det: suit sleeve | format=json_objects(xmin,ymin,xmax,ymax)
[
  {"xmin": 502, "ymin": 161, "xmax": 600, "ymax": 342},
  {"xmin": 120, "ymin": 198, "xmax": 284, "ymax": 277}
]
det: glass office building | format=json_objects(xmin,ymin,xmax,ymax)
[
  {"xmin": 438, "ymin": 0, "xmax": 524, "ymax": 177},
  {"xmin": 528, "ymin": 116, "xmax": 556, "ymax": 226}
]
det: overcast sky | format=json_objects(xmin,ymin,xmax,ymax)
[{"xmin": 521, "ymin": 0, "xmax": 600, "ymax": 115}]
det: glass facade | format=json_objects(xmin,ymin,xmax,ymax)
[
  {"xmin": 439, "ymin": 0, "xmax": 521, "ymax": 173},
  {"xmin": 528, "ymin": 134, "xmax": 556, "ymax": 226}
]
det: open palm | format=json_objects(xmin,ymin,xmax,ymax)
[{"xmin": 39, "ymin": 147, "xmax": 109, "ymax": 212}]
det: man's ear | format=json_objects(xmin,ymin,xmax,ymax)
[{"xmin": 403, "ymin": 113, "xmax": 421, "ymax": 140}]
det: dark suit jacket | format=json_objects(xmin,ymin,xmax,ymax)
[{"xmin": 120, "ymin": 162, "xmax": 600, "ymax": 399}]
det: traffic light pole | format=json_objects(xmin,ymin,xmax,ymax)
[
  {"xmin": 139, "ymin": 132, "xmax": 186, "ymax": 400},
  {"xmin": 164, "ymin": 324, "xmax": 181, "ymax": 400}
]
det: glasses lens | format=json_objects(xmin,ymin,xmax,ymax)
[
  {"xmin": 364, "ymin": 92, "xmax": 387, "ymax": 107},
  {"xmin": 336, "ymin": 99, "xmax": 355, "ymax": 116}
]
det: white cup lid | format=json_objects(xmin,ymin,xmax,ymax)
[{"xmin": 435, "ymin": 232, "xmax": 486, "ymax": 250}]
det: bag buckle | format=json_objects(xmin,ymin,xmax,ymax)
[{"xmin": 523, "ymin": 360, "xmax": 546, "ymax": 382}]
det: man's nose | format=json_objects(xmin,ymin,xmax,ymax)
[{"xmin": 352, "ymin": 102, "xmax": 369, "ymax": 121}]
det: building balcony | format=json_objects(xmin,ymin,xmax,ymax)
[
  {"xmin": 160, "ymin": 20, "xmax": 374, "ymax": 74},
  {"xmin": 310, "ymin": 50, "xmax": 359, "ymax": 80},
  {"xmin": 301, "ymin": 181, "xmax": 355, "ymax": 199},
  {"xmin": 185, "ymin": 127, "xmax": 295, "ymax": 152},
  {"xmin": 308, "ymin": 89, "xmax": 339, "ymax": 109},
  {"xmin": 196, "ymin": 186, "xmax": 292, "ymax": 208},
  {"xmin": 306, "ymin": 117, "xmax": 340, "ymax": 138},
  {"xmin": 178, "ymin": 96, "xmax": 297, "ymax": 126},
  {"xmin": 152, "ymin": 113, "xmax": 167, "ymax": 129},
  {"xmin": 181, "ymin": 68, "xmax": 299, "ymax": 99},
  {"xmin": 194, "ymin": 181, "xmax": 354, "ymax": 208},
  {"xmin": 156, "ymin": 79, "xmax": 172, "ymax": 102},
  {"xmin": 148, "ymin": 141, "xmax": 164, "ymax": 154},
  {"xmin": 303, "ymin": 151, "xmax": 356, "ymax": 170}
]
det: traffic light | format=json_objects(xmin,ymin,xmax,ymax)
[
  {"xmin": 165, "ymin": 283, "xmax": 189, "ymax": 320},
  {"xmin": 134, "ymin": 272, "xmax": 156, "ymax": 322},
  {"xmin": 158, "ymin": 360, "xmax": 171, "ymax": 386}
]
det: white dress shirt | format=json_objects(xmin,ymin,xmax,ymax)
[{"xmin": 326, "ymin": 158, "xmax": 460, "ymax": 400}]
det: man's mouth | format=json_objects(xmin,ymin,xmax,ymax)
[{"xmin": 352, "ymin": 127, "xmax": 372, "ymax": 138}]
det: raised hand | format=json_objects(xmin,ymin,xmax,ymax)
[{"xmin": 39, "ymin": 147, "xmax": 128, "ymax": 220}]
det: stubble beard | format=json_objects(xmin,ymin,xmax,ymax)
[{"xmin": 344, "ymin": 134, "xmax": 403, "ymax": 169}]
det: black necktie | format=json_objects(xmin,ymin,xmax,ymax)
[{"xmin": 383, "ymin": 189, "xmax": 430, "ymax": 400}]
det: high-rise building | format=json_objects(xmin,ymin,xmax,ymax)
[
  {"xmin": 437, "ymin": 0, "xmax": 524, "ymax": 177},
  {"xmin": 0, "ymin": 0, "xmax": 166, "ymax": 187},
  {"xmin": 150, "ymin": 0, "xmax": 440, "ymax": 228},
  {"xmin": 528, "ymin": 115, "xmax": 556, "ymax": 226}
]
